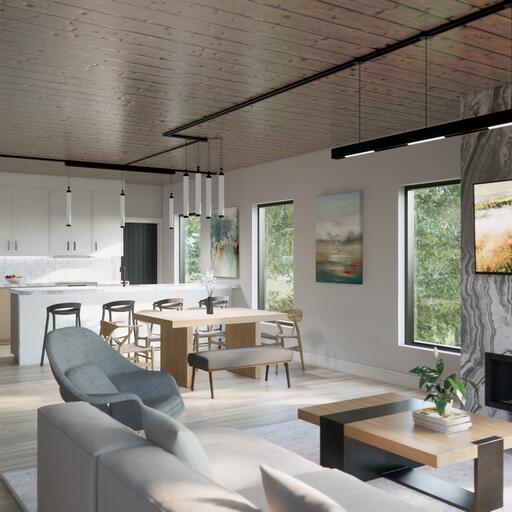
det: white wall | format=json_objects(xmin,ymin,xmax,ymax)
[
  {"xmin": 163, "ymin": 138, "xmax": 462, "ymax": 385},
  {"xmin": 126, "ymin": 183, "xmax": 162, "ymax": 219}
]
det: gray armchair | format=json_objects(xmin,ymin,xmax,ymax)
[{"xmin": 45, "ymin": 326, "xmax": 184, "ymax": 430}]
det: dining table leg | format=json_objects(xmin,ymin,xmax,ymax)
[
  {"xmin": 160, "ymin": 324, "xmax": 194, "ymax": 388},
  {"xmin": 225, "ymin": 321, "xmax": 260, "ymax": 379}
]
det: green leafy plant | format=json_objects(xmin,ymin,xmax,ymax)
[{"xmin": 410, "ymin": 349, "xmax": 478, "ymax": 416}]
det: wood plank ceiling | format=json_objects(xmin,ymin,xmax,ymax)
[{"xmin": 0, "ymin": 0, "xmax": 510, "ymax": 182}]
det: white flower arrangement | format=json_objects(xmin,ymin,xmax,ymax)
[{"xmin": 201, "ymin": 270, "xmax": 216, "ymax": 297}]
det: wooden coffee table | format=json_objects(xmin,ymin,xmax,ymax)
[{"xmin": 299, "ymin": 393, "xmax": 512, "ymax": 512}]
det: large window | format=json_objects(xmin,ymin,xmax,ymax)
[
  {"xmin": 258, "ymin": 201, "xmax": 294, "ymax": 311},
  {"xmin": 405, "ymin": 181, "xmax": 461, "ymax": 351},
  {"xmin": 179, "ymin": 215, "xmax": 201, "ymax": 283}
]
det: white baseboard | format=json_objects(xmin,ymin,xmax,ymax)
[{"xmin": 303, "ymin": 352, "xmax": 417, "ymax": 389}]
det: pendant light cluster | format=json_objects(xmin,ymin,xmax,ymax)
[{"xmin": 169, "ymin": 139, "xmax": 225, "ymax": 229}]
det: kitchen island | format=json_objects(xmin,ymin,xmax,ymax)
[{"xmin": 10, "ymin": 283, "xmax": 237, "ymax": 366}]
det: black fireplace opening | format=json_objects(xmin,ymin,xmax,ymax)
[{"xmin": 485, "ymin": 352, "xmax": 512, "ymax": 412}]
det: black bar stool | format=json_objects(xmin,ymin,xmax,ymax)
[
  {"xmin": 40, "ymin": 302, "xmax": 81, "ymax": 366},
  {"xmin": 101, "ymin": 300, "xmax": 135, "ymax": 325},
  {"xmin": 153, "ymin": 298, "xmax": 184, "ymax": 311}
]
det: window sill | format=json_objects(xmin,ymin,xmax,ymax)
[{"xmin": 400, "ymin": 342, "xmax": 461, "ymax": 357}]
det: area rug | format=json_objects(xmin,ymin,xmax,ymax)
[{"xmin": 3, "ymin": 420, "xmax": 512, "ymax": 511}]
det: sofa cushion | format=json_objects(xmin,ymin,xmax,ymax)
[
  {"xmin": 66, "ymin": 363, "xmax": 119, "ymax": 395},
  {"xmin": 98, "ymin": 445, "xmax": 260, "ymax": 512},
  {"xmin": 141, "ymin": 405, "xmax": 212, "ymax": 479},
  {"xmin": 188, "ymin": 346, "xmax": 292, "ymax": 371},
  {"xmin": 261, "ymin": 464, "xmax": 346, "ymax": 512},
  {"xmin": 194, "ymin": 428, "xmax": 425, "ymax": 512},
  {"xmin": 38, "ymin": 402, "xmax": 149, "ymax": 512}
]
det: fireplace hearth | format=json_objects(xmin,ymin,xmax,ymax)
[{"xmin": 485, "ymin": 352, "xmax": 512, "ymax": 412}]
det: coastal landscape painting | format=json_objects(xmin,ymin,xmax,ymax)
[
  {"xmin": 474, "ymin": 180, "xmax": 512, "ymax": 274},
  {"xmin": 316, "ymin": 192, "xmax": 363, "ymax": 284},
  {"xmin": 211, "ymin": 206, "xmax": 239, "ymax": 278}
]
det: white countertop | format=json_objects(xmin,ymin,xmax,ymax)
[{"xmin": 10, "ymin": 283, "xmax": 238, "ymax": 295}]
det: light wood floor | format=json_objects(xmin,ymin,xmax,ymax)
[{"xmin": 0, "ymin": 340, "xmax": 406, "ymax": 511}]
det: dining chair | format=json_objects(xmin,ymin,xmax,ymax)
[
  {"xmin": 260, "ymin": 309, "xmax": 305, "ymax": 370},
  {"xmin": 193, "ymin": 296, "xmax": 230, "ymax": 352},
  {"xmin": 136, "ymin": 298, "xmax": 185, "ymax": 349},
  {"xmin": 100, "ymin": 320, "xmax": 154, "ymax": 370}
]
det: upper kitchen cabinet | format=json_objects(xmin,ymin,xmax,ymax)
[
  {"xmin": 0, "ymin": 188, "xmax": 12, "ymax": 255},
  {"xmin": 11, "ymin": 188, "xmax": 50, "ymax": 255},
  {"xmin": 92, "ymin": 191, "xmax": 123, "ymax": 257},
  {"xmin": 50, "ymin": 189, "xmax": 92, "ymax": 256}
]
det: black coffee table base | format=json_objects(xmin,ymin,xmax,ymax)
[{"xmin": 319, "ymin": 400, "xmax": 504, "ymax": 512}]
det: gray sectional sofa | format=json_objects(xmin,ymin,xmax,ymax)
[{"xmin": 38, "ymin": 402, "xmax": 425, "ymax": 512}]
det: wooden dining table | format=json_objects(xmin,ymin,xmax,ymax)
[{"xmin": 134, "ymin": 307, "xmax": 289, "ymax": 388}]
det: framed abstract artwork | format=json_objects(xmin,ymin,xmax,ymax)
[
  {"xmin": 211, "ymin": 206, "xmax": 239, "ymax": 278},
  {"xmin": 474, "ymin": 179, "xmax": 512, "ymax": 274},
  {"xmin": 315, "ymin": 192, "xmax": 363, "ymax": 284}
]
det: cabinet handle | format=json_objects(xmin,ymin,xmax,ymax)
[
  {"xmin": 67, "ymin": 241, "xmax": 70, "ymax": 251},
  {"xmin": 73, "ymin": 241, "xmax": 76, "ymax": 251},
  {"xmin": 95, "ymin": 241, "xmax": 98, "ymax": 251},
  {"xmin": 7, "ymin": 241, "xmax": 10, "ymax": 251},
  {"xmin": 14, "ymin": 241, "xmax": 17, "ymax": 251}
]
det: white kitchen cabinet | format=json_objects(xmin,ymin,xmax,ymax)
[
  {"xmin": 50, "ymin": 189, "xmax": 92, "ymax": 255},
  {"xmin": 92, "ymin": 191, "xmax": 123, "ymax": 256},
  {"xmin": 11, "ymin": 188, "xmax": 49, "ymax": 255},
  {"xmin": 0, "ymin": 188, "xmax": 12, "ymax": 255}
]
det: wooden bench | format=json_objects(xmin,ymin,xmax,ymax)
[{"xmin": 187, "ymin": 346, "xmax": 293, "ymax": 399}]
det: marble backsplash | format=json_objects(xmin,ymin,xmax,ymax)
[{"xmin": 0, "ymin": 256, "xmax": 121, "ymax": 285}]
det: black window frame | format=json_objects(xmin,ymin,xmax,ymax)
[
  {"xmin": 257, "ymin": 200, "xmax": 294, "ymax": 312},
  {"xmin": 404, "ymin": 179, "xmax": 461, "ymax": 353}
]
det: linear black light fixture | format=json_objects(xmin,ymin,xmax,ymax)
[{"xmin": 331, "ymin": 109, "xmax": 512, "ymax": 159}]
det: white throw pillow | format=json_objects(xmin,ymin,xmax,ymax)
[
  {"xmin": 260, "ymin": 464, "xmax": 347, "ymax": 512},
  {"xmin": 141, "ymin": 404, "xmax": 213, "ymax": 479}
]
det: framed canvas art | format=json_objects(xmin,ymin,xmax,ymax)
[
  {"xmin": 474, "ymin": 179, "xmax": 512, "ymax": 274},
  {"xmin": 211, "ymin": 206, "xmax": 239, "ymax": 278},
  {"xmin": 316, "ymin": 192, "xmax": 363, "ymax": 284}
]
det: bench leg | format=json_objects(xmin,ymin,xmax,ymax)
[
  {"xmin": 265, "ymin": 365, "xmax": 270, "ymax": 381},
  {"xmin": 284, "ymin": 363, "xmax": 291, "ymax": 388},
  {"xmin": 190, "ymin": 367, "xmax": 196, "ymax": 391},
  {"xmin": 209, "ymin": 372, "xmax": 215, "ymax": 399}
]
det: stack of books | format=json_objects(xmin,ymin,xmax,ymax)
[{"xmin": 413, "ymin": 408, "xmax": 472, "ymax": 434}]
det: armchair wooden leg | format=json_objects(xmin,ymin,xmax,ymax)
[
  {"xmin": 208, "ymin": 372, "xmax": 215, "ymax": 399},
  {"xmin": 284, "ymin": 363, "xmax": 291, "ymax": 388},
  {"xmin": 265, "ymin": 365, "xmax": 270, "ymax": 381},
  {"xmin": 191, "ymin": 367, "xmax": 196, "ymax": 391}
]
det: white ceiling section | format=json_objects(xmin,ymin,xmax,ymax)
[{"xmin": 0, "ymin": 0, "xmax": 510, "ymax": 182}]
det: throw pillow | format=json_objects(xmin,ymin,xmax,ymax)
[
  {"xmin": 66, "ymin": 363, "xmax": 119, "ymax": 395},
  {"xmin": 260, "ymin": 464, "xmax": 346, "ymax": 512},
  {"xmin": 141, "ymin": 404, "xmax": 212, "ymax": 479}
]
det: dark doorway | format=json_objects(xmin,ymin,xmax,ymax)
[{"xmin": 123, "ymin": 223, "xmax": 158, "ymax": 285}]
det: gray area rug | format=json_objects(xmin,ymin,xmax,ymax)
[{"xmin": 3, "ymin": 419, "xmax": 512, "ymax": 511}]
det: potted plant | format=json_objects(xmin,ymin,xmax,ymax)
[
  {"xmin": 410, "ymin": 348, "xmax": 478, "ymax": 417},
  {"xmin": 201, "ymin": 270, "xmax": 216, "ymax": 315}
]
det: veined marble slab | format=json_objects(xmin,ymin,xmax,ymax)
[{"xmin": 11, "ymin": 283, "xmax": 238, "ymax": 366}]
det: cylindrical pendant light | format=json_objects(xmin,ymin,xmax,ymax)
[
  {"xmin": 65, "ymin": 166, "xmax": 72, "ymax": 227},
  {"xmin": 168, "ymin": 192, "xmax": 174, "ymax": 229},
  {"xmin": 194, "ymin": 168, "xmax": 202, "ymax": 217},
  {"xmin": 182, "ymin": 172, "xmax": 189, "ymax": 218},
  {"xmin": 217, "ymin": 138, "xmax": 224, "ymax": 217},
  {"xmin": 169, "ymin": 175, "xmax": 174, "ymax": 230},
  {"xmin": 205, "ymin": 172, "xmax": 212, "ymax": 219},
  {"xmin": 217, "ymin": 171, "xmax": 224, "ymax": 218},
  {"xmin": 120, "ymin": 173, "xmax": 126, "ymax": 229}
]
